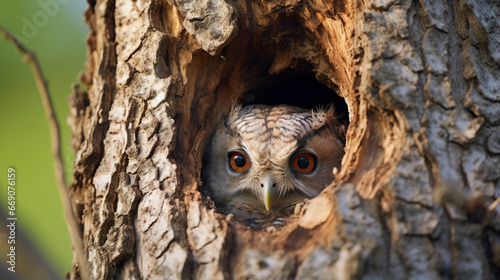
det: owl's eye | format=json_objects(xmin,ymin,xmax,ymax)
[
  {"xmin": 229, "ymin": 152, "xmax": 249, "ymax": 172},
  {"xmin": 292, "ymin": 152, "xmax": 316, "ymax": 173}
]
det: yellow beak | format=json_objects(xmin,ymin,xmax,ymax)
[{"xmin": 262, "ymin": 178, "xmax": 277, "ymax": 211}]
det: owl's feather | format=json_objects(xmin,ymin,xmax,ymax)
[{"xmin": 202, "ymin": 104, "xmax": 345, "ymax": 228}]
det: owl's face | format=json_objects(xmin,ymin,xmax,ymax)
[{"xmin": 203, "ymin": 104, "xmax": 345, "ymax": 225}]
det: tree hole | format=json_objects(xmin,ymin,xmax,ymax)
[{"xmin": 201, "ymin": 66, "xmax": 349, "ymax": 230}]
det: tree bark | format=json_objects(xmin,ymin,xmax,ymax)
[{"xmin": 69, "ymin": 0, "xmax": 500, "ymax": 279}]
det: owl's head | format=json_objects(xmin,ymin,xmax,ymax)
[{"xmin": 202, "ymin": 104, "xmax": 345, "ymax": 225}]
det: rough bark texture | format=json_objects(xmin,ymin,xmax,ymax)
[{"xmin": 69, "ymin": 0, "xmax": 500, "ymax": 279}]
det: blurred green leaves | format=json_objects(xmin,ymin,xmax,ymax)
[{"xmin": 0, "ymin": 0, "xmax": 88, "ymax": 275}]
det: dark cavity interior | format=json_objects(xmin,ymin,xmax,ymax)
[{"xmin": 239, "ymin": 69, "xmax": 349, "ymax": 125}]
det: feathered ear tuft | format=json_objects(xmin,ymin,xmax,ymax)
[
  {"xmin": 226, "ymin": 102, "xmax": 242, "ymax": 130},
  {"xmin": 311, "ymin": 105, "xmax": 336, "ymax": 130}
]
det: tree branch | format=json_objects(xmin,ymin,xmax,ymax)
[{"xmin": 0, "ymin": 25, "xmax": 90, "ymax": 279}]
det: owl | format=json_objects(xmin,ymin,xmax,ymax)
[{"xmin": 202, "ymin": 104, "xmax": 345, "ymax": 228}]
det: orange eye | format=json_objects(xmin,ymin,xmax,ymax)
[
  {"xmin": 292, "ymin": 152, "xmax": 316, "ymax": 173},
  {"xmin": 229, "ymin": 152, "xmax": 249, "ymax": 172}
]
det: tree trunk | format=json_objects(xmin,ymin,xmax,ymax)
[{"xmin": 69, "ymin": 0, "xmax": 500, "ymax": 278}]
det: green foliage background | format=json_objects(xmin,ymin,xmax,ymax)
[{"xmin": 0, "ymin": 0, "xmax": 88, "ymax": 276}]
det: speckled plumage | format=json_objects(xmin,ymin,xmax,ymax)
[{"xmin": 202, "ymin": 104, "xmax": 345, "ymax": 228}]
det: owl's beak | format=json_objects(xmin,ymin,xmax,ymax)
[{"xmin": 262, "ymin": 178, "xmax": 277, "ymax": 211}]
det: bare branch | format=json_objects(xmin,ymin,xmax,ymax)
[{"xmin": 0, "ymin": 25, "xmax": 90, "ymax": 279}]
